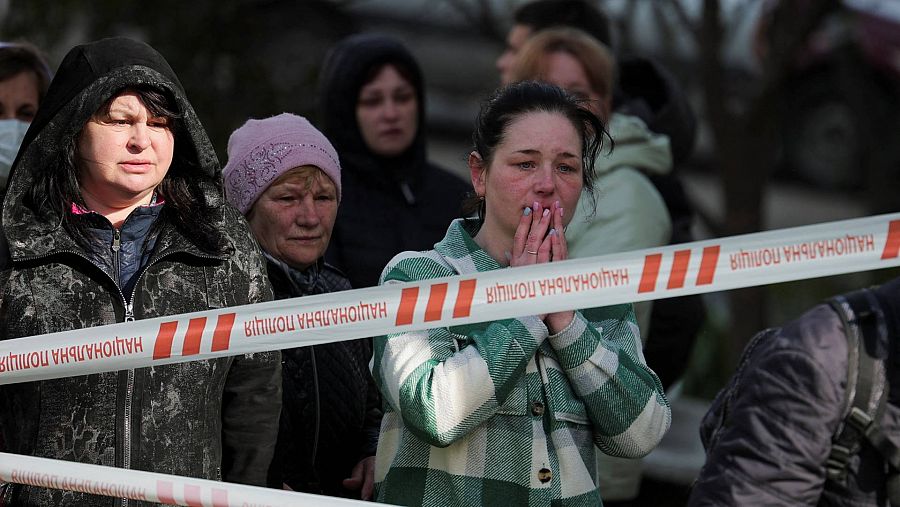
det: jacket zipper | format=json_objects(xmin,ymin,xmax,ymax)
[
  {"xmin": 116, "ymin": 248, "xmax": 222, "ymax": 506},
  {"xmin": 20, "ymin": 244, "xmax": 223, "ymax": 506},
  {"xmin": 113, "ymin": 229, "xmax": 133, "ymax": 507},
  {"xmin": 112, "ymin": 229, "xmax": 121, "ymax": 287}
]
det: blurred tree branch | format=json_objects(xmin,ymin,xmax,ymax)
[
  {"xmin": 443, "ymin": 0, "xmax": 504, "ymax": 41},
  {"xmin": 665, "ymin": 0, "xmax": 843, "ymax": 362}
]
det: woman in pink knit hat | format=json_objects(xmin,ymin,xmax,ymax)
[{"xmin": 223, "ymin": 113, "xmax": 381, "ymax": 500}]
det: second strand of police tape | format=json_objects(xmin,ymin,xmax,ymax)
[{"xmin": 0, "ymin": 452, "xmax": 364, "ymax": 507}]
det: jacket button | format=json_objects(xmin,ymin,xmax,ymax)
[
  {"xmin": 531, "ymin": 401, "xmax": 545, "ymax": 416},
  {"xmin": 538, "ymin": 468, "xmax": 552, "ymax": 483}
]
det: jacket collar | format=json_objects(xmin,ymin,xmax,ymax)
[
  {"xmin": 433, "ymin": 218, "xmax": 501, "ymax": 275},
  {"xmin": 264, "ymin": 253, "xmax": 324, "ymax": 296},
  {"xmin": 6, "ymin": 203, "xmax": 224, "ymax": 263}
]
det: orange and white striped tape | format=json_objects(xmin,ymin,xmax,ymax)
[
  {"xmin": 1, "ymin": 213, "xmax": 899, "ymax": 386},
  {"xmin": 0, "ymin": 452, "xmax": 367, "ymax": 506},
  {"xmin": 2, "ymin": 213, "xmax": 900, "ymax": 504}
]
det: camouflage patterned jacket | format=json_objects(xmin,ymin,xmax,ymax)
[{"xmin": 0, "ymin": 37, "xmax": 281, "ymax": 506}]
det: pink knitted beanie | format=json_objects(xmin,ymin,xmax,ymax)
[{"xmin": 223, "ymin": 113, "xmax": 341, "ymax": 214}]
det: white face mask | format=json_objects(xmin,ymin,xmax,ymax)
[{"xmin": 0, "ymin": 118, "xmax": 29, "ymax": 185}]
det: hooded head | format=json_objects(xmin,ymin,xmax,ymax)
[
  {"xmin": 2, "ymin": 37, "xmax": 226, "ymax": 257},
  {"xmin": 316, "ymin": 33, "xmax": 426, "ymax": 187}
]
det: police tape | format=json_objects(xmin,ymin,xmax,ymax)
[
  {"xmin": 0, "ymin": 452, "xmax": 368, "ymax": 506},
  {"xmin": 1, "ymin": 212, "xmax": 899, "ymax": 386}
]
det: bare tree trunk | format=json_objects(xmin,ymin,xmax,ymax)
[
  {"xmin": 695, "ymin": 0, "xmax": 841, "ymax": 363},
  {"xmin": 694, "ymin": 0, "xmax": 765, "ymax": 363}
]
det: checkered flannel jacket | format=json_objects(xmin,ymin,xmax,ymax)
[{"xmin": 372, "ymin": 219, "xmax": 671, "ymax": 506}]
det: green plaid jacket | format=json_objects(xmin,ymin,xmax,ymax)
[{"xmin": 372, "ymin": 219, "xmax": 671, "ymax": 506}]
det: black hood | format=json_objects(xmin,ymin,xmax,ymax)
[
  {"xmin": 2, "ymin": 37, "xmax": 222, "ymax": 257},
  {"xmin": 315, "ymin": 33, "xmax": 427, "ymax": 190},
  {"xmin": 616, "ymin": 56, "xmax": 697, "ymax": 165}
]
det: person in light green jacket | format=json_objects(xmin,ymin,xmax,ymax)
[
  {"xmin": 511, "ymin": 27, "xmax": 674, "ymax": 504},
  {"xmin": 567, "ymin": 112, "xmax": 672, "ymax": 332}
]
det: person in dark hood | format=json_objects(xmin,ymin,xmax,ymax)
[
  {"xmin": 316, "ymin": 33, "xmax": 470, "ymax": 289},
  {"xmin": 0, "ymin": 37, "xmax": 281, "ymax": 506},
  {"xmin": 223, "ymin": 113, "xmax": 381, "ymax": 500}
]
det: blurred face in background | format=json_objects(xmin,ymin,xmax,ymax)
[
  {"xmin": 0, "ymin": 70, "xmax": 40, "ymax": 122},
  {"xmin": 496, "ymin": 24, "xmax": 533, "ymax": 85},
  {"xmin": 541, "ymin": 50, "xmax": 610, "ymax": 120},
  {"xmin": 356, "ymin": 64, "xmax": 418, "ymax": 158},
  {"xmin": 247, "ymin": 166, "xmax": 339, "ymax": 271}
]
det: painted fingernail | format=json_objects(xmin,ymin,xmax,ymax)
[
  {"xmin": 533, "ymin": 201, "xmax": 539, "ymax": 211},
  {"xmin": 523, "ymin": 207, "xmax": 532, "ymax": 216},
  {"xmin": 559, "ymin": 207, "xmax": 564, "ymax": 217},
  {"xmin": 549, "ymin": 228, "xmax": 557, "ymax": 236},
  {"xmin": 543, "ymin": 208, "xmax": 550, "ymax": 217}
]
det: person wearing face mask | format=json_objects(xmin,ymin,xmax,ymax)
[
  {"xmin": 223, "ymin": 113, "xmax": 382, "ymax": 500},
  {"xmin": 316, "ymin": 33, "xmax": 470, "ymax": 290},
  {"xmin": 0, "ymin": 41, "xmax": 51, "ymax": 189}
]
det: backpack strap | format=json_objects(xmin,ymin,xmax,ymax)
[{"xmin": 825, "ymin": 288, "xmax": 890, "ymax": 484}]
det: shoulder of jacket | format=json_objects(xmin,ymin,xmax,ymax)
[
  {"xmin": 380, "ymin": 249, "xmax": 453, "ymax": 284},
  {"xmin": 218, "ymin": 206, "xmax": 261, "ymax": 258},
  {"xmin": 777, "ymin": 303, "xmax": 850, "ymax": 367}
]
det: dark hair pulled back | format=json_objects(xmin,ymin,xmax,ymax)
[{"xmin": 467, "ymin": 80, "xmax": 609, "ymax": 221}]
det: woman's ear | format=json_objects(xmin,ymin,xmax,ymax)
[{"xmin": 468, "ymin": 151, "xmax": 486, "ymax": 197}]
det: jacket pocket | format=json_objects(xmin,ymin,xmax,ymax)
[
  {"xmin": 495, "ymin": 377, "xmax": 528, "ymax": 416},
  {"xmin": 449, "ymin": 332, "xmax": 529, "ymax": 417},
  {"xmin": 538, "ymin": 353, "xmax": 590, "ymax": 424}
]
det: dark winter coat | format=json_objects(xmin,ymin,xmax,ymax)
[
  {"xmin": 317, "ymin": 33, "xmax": 470, "ymax": 289},
  {"xmin": 264, "ymin": 257, "xmax": 381, "ymax": 496},
  {"xmin": 0, "ymin": 37, "xmax": 281, "ymax": 506},
  {"xmin": 615, "ymin": 56, "xmax": 706, "ymax": 390},
  {"xmin": 689, "ymin": 277, "xmax": 900, "ymax": 506}
]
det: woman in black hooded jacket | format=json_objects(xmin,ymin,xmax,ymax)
[
  {"xmin": 317, "ymin": 33, "xmax": 470, "ymax": 289},
  {"xmin": 0, "ymin": 37, "xmax": 281, "ymax": 506}
]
